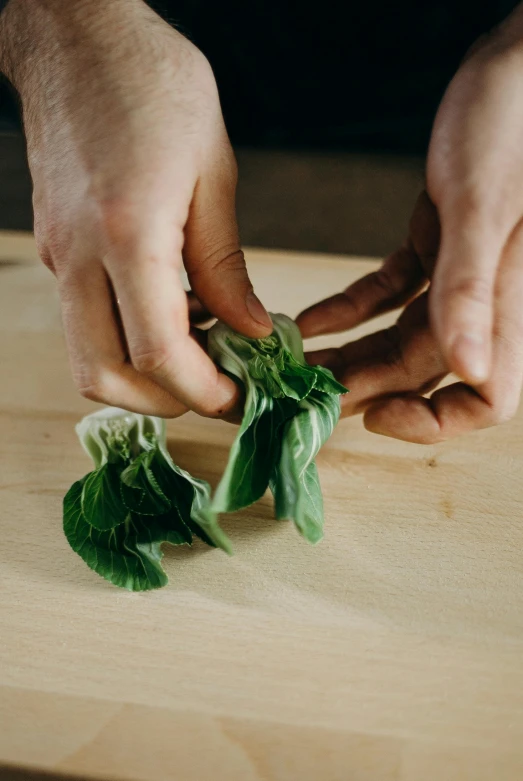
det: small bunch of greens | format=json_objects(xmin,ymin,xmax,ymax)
[
  {"xmin": 64, "ymin": 314, "xmax": 347, "ymax": 590},
  {"xmin": 63, "ymin": 409, "xmax": 226, "ymax": 591},
  {"xmin": 206, "ymin": 314, "xmax": 347, "ymax": 544}
]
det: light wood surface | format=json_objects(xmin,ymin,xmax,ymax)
[{"xmin": 1, "ymin": 231, "xmax": 522, "ymax": 781}]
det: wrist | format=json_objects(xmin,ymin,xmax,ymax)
[{"xmin": 0, "ymin": 0, "xmax": 147, "ymax": 93}]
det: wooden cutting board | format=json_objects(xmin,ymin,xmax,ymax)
[{"xmin": 0, "ymin": 231, "xmax": 522, "ymax": 781}]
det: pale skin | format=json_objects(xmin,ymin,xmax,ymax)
[{"xmin": 1, "ymin": 0, "xmax": 523, "ymax": 443}]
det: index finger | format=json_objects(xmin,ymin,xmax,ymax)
[
  {"xmin": 104, "ymin": 238, "xmax": 240, "ymax": 418},
  {"xmin": 296, "ymin": 246, "xmax": 426, "ymax": 339}
]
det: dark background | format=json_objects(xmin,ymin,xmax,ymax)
[
  {"xmin": 148, "ymin": 0, "xmax": 514, "ymax": 151},
  {"xmin": 0, "ymin": 0, "xmax": 517, "ymax": 253}
]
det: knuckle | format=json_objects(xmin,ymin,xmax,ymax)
[
  {"xmin": 447, "ymin": 276, "xmax": 492, "ymax": 306},
  {"xmin": 44, "ymin": 215, "xmax": 74, "ymax": 262},
  {"xmin": 441, "ymin": 184, "xmax": 495, "ymax": 223},
  {"xmin": 208, "ymin": 135, "xmax": 238, "ymax": 189},
  {"xmin": 76, "ymin": 375, "xmax": 112, "ymax": 404},
  {"xmin": 193, "ymin": 246, "xmax": 246, "ymax": 276},
  {"xmin": 210, "ymin": 247, "xmax": 246, "ymax": 273},
  {"xmin": 382, "ymin": 326, "xmax": 404, "ymax": 367},
  {"xmin": 97, "ymin": 199, "xmax": 142, "ymax": 249},
  {"xmin": 190, "ymin": 48, "xmax": 219, "ymax": 95},
  {"xmin": 340, "ymin": 288, "xmax": 364, "ymax": 318},
  {"xmin": 44, "ymin": 230, "xmax": 66, "ymax": 267},
  {"xmin": 33, "ymin": 218, "xmax": 48, "ymax": 255},
  {"xmin": 97, "ymin": 203, "xmax": 184, "ymax": 269},
  {"xmin": 320, "ymin": 347, "xmax": 345, "ymax": 373},
  {"xmin": 218, "ymin": 143, "xmax": 239, "ymax": 190},
  {"xmin": 372, "ymin": 266, "xmax": 402, "ymax": 298},
  {"xmin": 418, "ymin": 374, "xmax": 446, "ymax": 395},
  {"xmin": 489, "ymin": 394, "xmax": 519, "ymax": 426},
  {"xmin": 452, "ymin": 189, "xmax": 487, "ymax": 218},
  {"xmin": 437, "ymin": 187, "xmax": 504, "ymax": 239},
  {"xmin": 38, "ymin": 244, "xmax": 55, "ymax": 273},
  {"xmin": 131, "ymin": 344, "xmax": 173, "ymax": 376}
]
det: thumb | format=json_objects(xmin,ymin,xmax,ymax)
[
  {"xmin": 183, "ymin": 145, "xmax": 272, "ymax": 338},
  {"xmin": 430, "ymin": 202, "xmax": 506, "ymax": 385}
]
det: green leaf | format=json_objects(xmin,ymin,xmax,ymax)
[
  {"xmin": 64, "ymin": 478, "xmax": 190, "ymax": 591},
  {"xmin": 151, "ymin": 447, "xmax": 230, "ymax": 552},
  {"xmin": 309, "ymin": 365, "xmax": 350, "ymax": 396},
  {"xmin": 210, "ymin": 385, "xmax": 295, "ymax": 516},
  {"xmin": 120, "ymin": 448, "xmax": 171, "ymax": 516},
  {"xmin": 81, "ymin": 462, "xmax": 129, "ymax": 531},
  {"xmin": 270, "ymin": 390, "xmax": 341, "ymax": 543},
  {"xmin": 277, "ymin": 352, "xmax": 321, "ymax": 399}
]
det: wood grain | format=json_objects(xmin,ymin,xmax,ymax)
[{"xmin": 0, "ymin": 232, "xmax": 522, "ymax": 781}]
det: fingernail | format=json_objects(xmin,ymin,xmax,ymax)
[
  {"xmin": 246, "ymin": 292, "xmax": 272, "ymax": 329},
  {"xmin": 451, "ymin": 332, "xmax": 488, "ymax": 383}
]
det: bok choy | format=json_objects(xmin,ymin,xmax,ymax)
[
  {"xmin": 63, "ymin": 408, "xmax": 224, "ymax": 591},
  {"xmin": 207, "ymin": 314, "xmax": 347, "ymax": 543}
]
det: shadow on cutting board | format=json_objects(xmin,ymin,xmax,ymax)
[{"xmin": 0, "ymin": 763, "xmax": 93, "ymax": 781}]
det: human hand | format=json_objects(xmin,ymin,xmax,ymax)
[
  {"xmin": 0, "ymin": 0, "xmax": 272, "ymax": 418},
  {"xmin": 297, "ymin": 11, "xmax": 523, "ymax": 443}
]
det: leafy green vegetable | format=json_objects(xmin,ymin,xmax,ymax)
[
  {"xmin": 207, "ymin": 313, "xmax": 348, "ymax": 542},
  {"xmin": 64, "ymin": 408, "xmax": 223, "ymax": 591}
]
